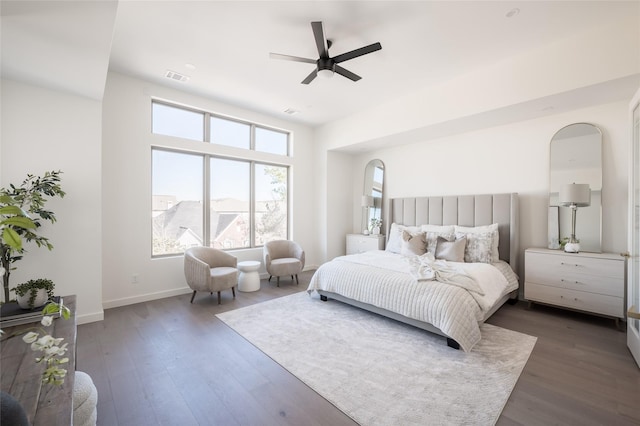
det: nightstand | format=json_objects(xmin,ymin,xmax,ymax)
[
  {"xmin": 524, "ymin": 248, "xmax": 625, "ymax": 326},
  {"xmin": 346, "ymin": 234, "xmax": 385, "ymax": 255}
]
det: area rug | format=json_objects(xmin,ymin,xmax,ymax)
[{"xmin": 217, "ymin": 292, "xmax": 536, "ymax": 426}]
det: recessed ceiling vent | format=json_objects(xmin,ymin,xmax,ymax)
[{"xmin": 165, "ymin": 70, "xmax": 189, "ymax": 82}]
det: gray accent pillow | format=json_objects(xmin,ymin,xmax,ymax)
[
  {"xmin": 435, "ymin": 236, "xmax": 466, "ymax": 262},
  {"xmin": 457, "ymin": 231, "xmax": 494, "ymax": 263},
  {"xmin": 400, "ymin": 231, "xmax": 427, "ymax": 256},
  {"xmin": 386, "ymin": 223, "xmax": 420, "ymax": 254}
]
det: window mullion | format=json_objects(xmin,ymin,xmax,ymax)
[
  {"xmin": 204, "ymin": 154, "xmax": 211, "ymax": 247},
  {"xmin": 250, "ymin": 161, "xmax": 255, "ymax": 248}
]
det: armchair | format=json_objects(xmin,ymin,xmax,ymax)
[{"xmin": 184, "ymin": 247, "xmax": 238, "ymax": 304}]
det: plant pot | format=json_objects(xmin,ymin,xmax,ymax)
[
  {"xmin": 372, "ymin": 226, "xmax": 381, "ymax": 235},
  {"xmin": 16, "ymin": 288, "xmax": 48, "ymax": 309}
]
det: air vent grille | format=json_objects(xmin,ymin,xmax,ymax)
[{"xmin": 165, "ymin": 70, "xmax": 189, "ymax": 82}]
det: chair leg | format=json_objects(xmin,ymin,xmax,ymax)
[
  {"xmin": 277, "ymin": 276, "xmax": 280, "ymax": 287},
  {"xmin": 295, "ymin": 274, "xmax": 299, "ymax": 285},
  {"xmin": 232, "ymin": 287, "xmax": 236, "ymax": 298},
  {"xmin": 268, "ymin": 275, "xmax": 272, "ymax": 282},
  {"xmin": 217, "ymin": 291, "xmax": 221, "ymax": 305},
  {"xmin": 190, "ymin": 290, "xmax": 197, "ymax": 304}
]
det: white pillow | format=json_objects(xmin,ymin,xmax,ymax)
[
  {"xmin": 386, "ymin": 223, "xmax": 420, "ymax": 254},
  {"xmin": 420, "ymin": 224, "xmax": 455, "ymax": 234},
  {"xmin": 454, "ymin": 223, "xmax": 500, "ymax": 262}
]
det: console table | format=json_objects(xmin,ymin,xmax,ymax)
[{"xmin": 1, "ymin": 295, "xmax": 76, "ymax": 425}]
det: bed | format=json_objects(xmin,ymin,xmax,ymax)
[{"xmin": 307, "ymin": 193, "xmax": 520, "ymax": 352}]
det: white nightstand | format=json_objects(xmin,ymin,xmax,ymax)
[
  {"xmin": 524, "ymin": 248, "xmax": 625, "ymax": 326},
  {"xmin": 346, "ymin": 234, "xmax": 385, "ymax": 255}
]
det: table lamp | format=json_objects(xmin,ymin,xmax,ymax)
[{"xmin": 559, "ymin": 183, "xmax": 591, "ymax": 253}]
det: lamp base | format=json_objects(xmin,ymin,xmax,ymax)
[{"xmin": 564, "ymin": 242, "xmax": 580, "ymax": 253}]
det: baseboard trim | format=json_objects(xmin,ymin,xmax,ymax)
[
  {"xmin": 77, "ymin": 311, "xmax": 104, "ymax": 325},
  {"xmin": 103, "ymin": 287, "xmax": 193, "ymax": 310}
]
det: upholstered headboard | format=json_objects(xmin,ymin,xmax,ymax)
[{"xmin": 388, "ymin": 193, "xmax": 519, "ymax": 272}]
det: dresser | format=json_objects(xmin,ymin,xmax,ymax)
[
  {"xmin": 346, "ymin": 234, "xmax": 385, "ymax": 255},
  {"xmin": 524, "ymin": 248, "xmax": 625, "ymax": 324}
]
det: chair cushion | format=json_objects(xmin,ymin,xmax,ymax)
[
  {"xmin": 209, "ymin": 267, "xmax": 238, "ymax": 292},
  {"xmin": 269, "ymin": 258, "xmax": 302, "ymax": 276}
]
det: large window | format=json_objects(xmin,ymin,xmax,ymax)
[{"xmin": 151, "ymin": 101, "xmax": 290, "ymax": 257}]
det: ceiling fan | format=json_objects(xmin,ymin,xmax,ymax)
[{"xmin": 270, "ymin": 21, "xmax": 382, "ymax": 84}]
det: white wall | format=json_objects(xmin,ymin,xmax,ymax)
[
  {"xmin": 342, "ymin": 100, "xmax": 630, "ymax": 285},
  {"xmin": 1, "ymin": 79, "xmax": 103, "ymax": 323},
  {"xmin": 101, "ymin": 72, "xmax": 317, "ymax": 308}
]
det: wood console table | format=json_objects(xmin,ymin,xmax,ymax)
[{"xmin": 1, "ymin": 295, "xmax": 76, "ymax": 425}]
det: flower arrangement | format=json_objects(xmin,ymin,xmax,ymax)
[
  {"xmin": 369, "ymin": 218, "xmax": 382, "ymax": 231},
  {"xmin": 20, "ymin": 300, "xmax": 71, "ymax": 385}
]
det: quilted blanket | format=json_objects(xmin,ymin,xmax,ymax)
[{"xmin": 307, "ymin": 251, "xmax": 518, "ymax": 352}]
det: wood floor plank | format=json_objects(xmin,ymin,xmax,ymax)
[{"xmin": 76, "ymin": 271, "xmax": 640, "ymax": 425}]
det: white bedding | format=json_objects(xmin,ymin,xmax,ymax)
[{"xmin": 307, "ymin": 250, "xmax": 519, "ymax": 352}]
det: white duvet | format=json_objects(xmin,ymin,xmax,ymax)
[{"xmin": 307, "ymin": 250, "xmax": 519, "ymax": 352}]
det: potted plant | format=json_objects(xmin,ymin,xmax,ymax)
[
  {"xmin": 0, "ymin": 171, "xmax": 64, "ymax": 302},
  {"xmin": 12, "ymin": 278, "xmax": 55, "ymax": 309},
  {"xmin": 370, "ymin": 218, "xmax": 382, "ymax": 235}
]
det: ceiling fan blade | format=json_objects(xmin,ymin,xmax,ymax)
[
  {"xmin": 301, "ymin": 69, "xmax": 318, "ymax": 84},
  {"xmin": 333, "ymin": 42, "xmax": 382, "ymax": 64},
  {"xmin": 311, "ymin": 21, "xmax": 329, "ymax": 58},
  {"xmin": 269, "ymin": 53, "xmax": 316, "ymax": 64},
  {"xmin": 334, "ymin": 65, "xmax": 361, "ymax": 82}
]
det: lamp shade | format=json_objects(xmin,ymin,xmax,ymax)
[
  {"xmin": 361, "ymin": 195, "xmax": 374, "ymax": 207},
  {"xmin": 559, "ymin": 183, "xmax": 591, "ymax": 207}
]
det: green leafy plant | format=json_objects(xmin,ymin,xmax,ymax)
[
  {"xmin": 21, "ymin": 299, "xmax": 71, "ymax": 386},
  {"xmin": 0, "ymin": 171, "xmax": 65, "ymax": 302},
  {"xmin": 12, "ymin": 278, "xmax": 55, "ymax": 309}
]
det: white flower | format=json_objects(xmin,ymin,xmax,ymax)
[
  {"xmin": 22, "ymin": 331, "xmax": 39, "ymax": 344},
  {"xmin": 41, "ymin": 316, "xmax": 53, "ymax": 327}
]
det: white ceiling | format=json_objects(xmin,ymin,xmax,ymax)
[{"xmin": 1, "ymin": 1, "xmax": 638, "ymax": 128}]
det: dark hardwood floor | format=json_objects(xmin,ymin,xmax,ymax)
[{"xmin": 77, "ymin": 271, "xmax": 640, "ymax": 425}]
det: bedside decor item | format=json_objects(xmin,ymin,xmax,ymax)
[
  {"xmin": 361, "ymin": 195, "xmax": 373, "ymax": 234},
  {"xmin": 369, "ymin": 217, "xmax": 382, "ymax": 235},
  {"xmin": 0, "ymin": 171, "xmax": 65, "ymax": 302},
  {"xmin": 559, "ymin": 183, "xmax": 591, "ymax": 253}
]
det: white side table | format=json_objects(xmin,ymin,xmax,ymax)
[{"xmin": 238, "ymin": 260, "xmax": 261, "ymax": 292}]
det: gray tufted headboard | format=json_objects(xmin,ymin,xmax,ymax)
[{"xmin": 388, "ymin": 193, "xmax": 519, "ymax": 273}]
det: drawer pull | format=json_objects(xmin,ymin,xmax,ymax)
[{"xmin": 560, "ymin": 262, "xmax": 581, "ymax": 267}]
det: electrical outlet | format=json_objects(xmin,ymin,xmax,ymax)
[{"xmin": 131, "ymin": 274, "xmax": 139, "ymax": 284}]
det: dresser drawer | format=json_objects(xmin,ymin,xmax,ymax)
[
  {"xmin": 526, "ymin": 251, "xmax": 623, "ymax": 280},
  {"xmin": 525, "ymin": 251, "xmax": 624, "ymax": 297},
  {"xmin": 525, "ymin": 282, "xmax": 624, "ymax": 318}
]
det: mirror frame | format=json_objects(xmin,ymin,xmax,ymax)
[
  {"xmin": 548, "ymin": 122, "xmax": 602, "ymax": 252},
  {"xmin": 362, "ymin": 159, "xmax": 384, "ymax": 233}
]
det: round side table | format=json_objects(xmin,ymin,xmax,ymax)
[{"xmin": 237, "ymin": 260, "xmax": 261, "ymax": 292}]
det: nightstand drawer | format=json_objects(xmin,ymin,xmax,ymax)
[
  {"xmin": 525, "ymin": 282, "xmax": 624, "ymax": 318},
  {"xmin": 346, "ymin": 234, "xmax": 385, "ymax": 254}
]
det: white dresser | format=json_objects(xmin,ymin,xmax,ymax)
[
  {"xmin": 524, "ymin": 248, "xmax": 625, "ymax": 323},
  {"xmin": 346, "ymin": 234, "xmax": 385, "ymax": 255}
]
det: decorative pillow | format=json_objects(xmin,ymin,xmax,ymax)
[
  {"xmin": 454, "ymin": 223, "xmax": 500, "ymax": 262},
  {"xmin": 386, "ymin": 223, "xmax": 420, "ymax": 254},
  {"xmin": 420, "ymin": 224, "xmax": 455, "ymax": 234},
  {"xmin": 456, "ymin": 231, "xmax": 493, "ymax": 263},
  {"xmin": 400, "ymin": 231, "xmax": 427, "ymax": 256},
  {"xmin": 425, "ymin": 232, "xmax": 455, "ymax": 254},
  {"xmin": 435, "ymin": 236, "xmax": 466, "ymax": 262}
]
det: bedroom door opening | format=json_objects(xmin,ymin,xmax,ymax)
[{"xmin": 628, "ymin": 87, "xmax": 640, "ymax": 369}]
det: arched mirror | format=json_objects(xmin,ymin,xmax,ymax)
[
  {"xmin": 362, "ymin": 159, "xmax": 384, "ymax": 234},
  {"xmin": 548, "ymin": 123, "xmax": 602, "ymax": 252}
]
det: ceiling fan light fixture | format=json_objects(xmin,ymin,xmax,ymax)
[{"xmin": 318, "ymin": 69, "xmax": 334, "ymax": 79}]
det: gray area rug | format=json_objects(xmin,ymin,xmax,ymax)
[{"xmin": 217, "ymin": 292, "xmax": 536, "ymax": 426}]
